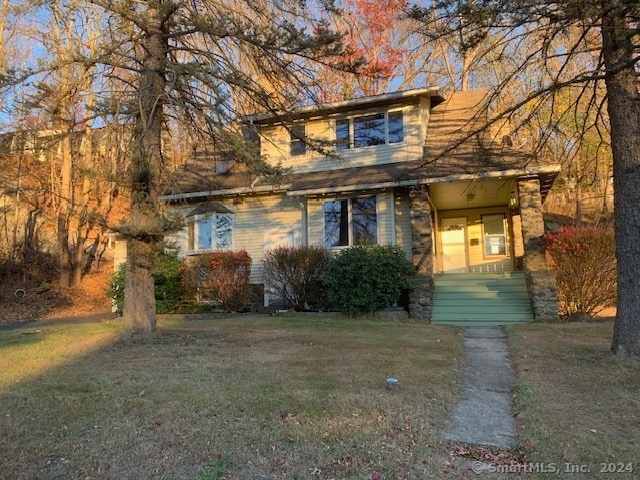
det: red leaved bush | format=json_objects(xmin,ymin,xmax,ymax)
[
  {"xmin": 182, "ymin": 251, "xmax": 252, "ymax": 312},
  {"xmin": 541, "ymin": 226, "xmax": 616, "ymax": 319}
]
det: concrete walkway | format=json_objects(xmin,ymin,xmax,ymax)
[{"xmin": 446, "ymin": 326, "xmax": 517, "ymax": 449}]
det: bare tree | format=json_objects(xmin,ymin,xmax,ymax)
[
  {"xmin": 2, "ymin": 0, "xmax": 352, "ymax": 337},
  {"xmin": 411, "ymin": 0, "xmax": 640, "ymax": 356},
  {"xmin": 19, "ymin": 2, "xmax": 117, "ymax": 287},
  {"xmin": 80, "ymin": 0, "xmax": 350, "ymax": 337}
]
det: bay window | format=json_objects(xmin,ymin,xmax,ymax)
[{"xmin": 188, "ymin": 213, "xmax": 233, "ymax": 251}]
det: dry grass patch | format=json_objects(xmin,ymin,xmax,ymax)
[
  {"xmin": 507, "ymin": 322, "xmax": 640, "ymax": 479},
  {"xmin": 0, "ymin": 315, "xmax": 463, "ymax": 479}
]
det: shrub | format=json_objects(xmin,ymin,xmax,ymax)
[
  {"xmin": 541, "ymin": 226, "xmax": 617, "ymax": 319},
  {"xmin": 262, "ymin": 244, "xmax": 332, "ymax": 310},
  {"xmin": 153, "ymin": 253, "xmax": 185, "ymax": 313},
  {"xmin": 324, "ymin": 244, "xmax": 414, "ymax": 315},
  {"xmin": 181, "ymin": 250, "xmax": 252, "ymax": 312},
  {"xmin": 107, "ymin": 252, "xmax": 184, "ymax": 314},
  {"xmin": 107, "ymin": 263, "xmax": 126, "ymax": 313}
]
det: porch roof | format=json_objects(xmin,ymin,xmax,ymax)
[{"xmin": 285, "ymin": 159, "xmax": 559, "ymax": 205}]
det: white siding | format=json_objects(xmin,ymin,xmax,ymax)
[
  {"xmin": 377, "ymin": 191, "xmax": 394, "ymax": 245},
  {"xmin": 231, "ymin": 195, "xmax": 303, "ymax": 283},
  {"xmin": 306, "ymin": 198, "xmax": 325, "ymax": 246},
  {"xmin": 166, "ymin": 194, "xmax": 303, "ymax": 284},
  {"xmin": 165, "ymin": 204, "xmax": 193, "ymax": 257}
]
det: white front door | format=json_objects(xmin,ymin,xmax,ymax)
[{"xmin": 441, "ymin": 217, "xmax": 468, "ymax": 273}]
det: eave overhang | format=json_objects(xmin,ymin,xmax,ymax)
[
  {"xmin": 244, "ymin": 87, "xmax": 445, "ymax": 125},
  {"xmin": 285, "ymin": 165, "xmax": 561, "ymax": 198},
  {"xmin": 160, "ymin": 183, "xmax": 291, "ymax": 202}
]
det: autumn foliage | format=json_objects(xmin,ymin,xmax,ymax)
[
  {"xmin": 182, "ymin": 251, "xmax": 252, "ymax": 312},
  {"xmin": 317, "ymin": 0, "xmax": 409, "ymax": 100},
  {"xmin": 342, "ymin": 0, "xmax": 407, "ymax": 87},
  {"xmin": 541, "ymin": 226, "xmax": 616, "ymax": 319}
]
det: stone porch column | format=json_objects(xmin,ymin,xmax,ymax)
[
  {"xmin": 408, "ymin": 187, "xmax": 434, "ymax": 322},
  {"xmin": 517, "ymin": 178, "xmax": 559, "ymax": 321}
]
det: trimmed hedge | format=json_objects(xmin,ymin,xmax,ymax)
[{"xmin": 324, "ymin": 244, "xmax": 414, "ymax": 315}]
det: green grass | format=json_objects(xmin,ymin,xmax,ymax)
[
  {"xmin": 0, "ymin": 315, "xmax": 464, "ymax": 479},
  {"xmin": 507, "ymin": 322, "xmax": 640, "ymax": 480}
]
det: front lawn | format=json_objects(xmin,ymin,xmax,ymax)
[
  {"xmin": 0, "ymin": 316, "xmax": 463, "ymax": 480},
  {"xmin": 507, "ymin": 322, "xmax": 640, "ymax": 479}
]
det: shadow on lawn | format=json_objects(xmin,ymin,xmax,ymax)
[{"xmin": 0, "ymin": 316, "xmax": 464, "ymax": 480}]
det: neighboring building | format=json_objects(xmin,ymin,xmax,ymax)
[{"xmin": 163, "ymin": 87, "xmax": 560, "ymax": 324}]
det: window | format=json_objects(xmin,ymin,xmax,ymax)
[
  {"xmin": 482, "ymin": 214, "xmax": 507, "ymax": 257},
  {"xmin": 324, "ymin": 196, "xmax": 377, "ymax": 247},
  {"xmin": 388, "ymin": 111, "xmax": 404, "ymax": 143},
  {"xmin": 290, "ymin": 124, "xmax": 306, "ymax": 156},
  {"xmin": 354, "ymin": 113, "xmax": 386, "ymax": 147},
  {"xmin": 334, "ymin": 110, "xmax": 404, "ymax": 150},
  {"xmin": 336, "ymin": 119, "xmax": 350, "ymax": 150},
  {"xmin": 188, "ymin": 214, "xmax": 233, "ymax": 251}
]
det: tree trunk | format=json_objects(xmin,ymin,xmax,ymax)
[
  {"xmin": 8, "ymin": 148, "xmax": 24, "ymax": 270},
  {"xmin": 72, "ymin": 223, "xmax": 89, "ymax": 287},
  {"xmin": 121, "ymin": 4, "xmax": 170, "ymax": 337},
  {"xmin": 602, "ymin": 3, "xmax": 640, "ymax": 356},
  {"xmin": 57, "ymin": 134, "xmax": 73, "ymax": 288},
  {"xmin": 57, "ymin": 214, "xmax": 71, "ymax": 287}
]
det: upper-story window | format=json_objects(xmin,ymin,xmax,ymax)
[
  {"xmin": 324, "ymin": 196, "xmax": 378, "ymax": 247},
  {"xmin": 336, "ymin": 110, "xmax": 404, "ymax": 150},
  {"xmin": 290, "ymin": 123, "xmax": 307, "ymax": 156}
]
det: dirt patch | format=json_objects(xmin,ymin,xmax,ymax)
[{"xmin": 0, "ymin": 262, "xmax": 113, "ymax": 325}]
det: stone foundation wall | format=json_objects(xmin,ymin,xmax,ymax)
[
  {"xmin": 408, "ymin": 188, "xmax": 434, "ymax": 322},
  {"xmin": 517, "ymin": 178, "xmax": 560, "ymax": 321},
  {"xmin": 408, "ymin": 275, "xmax": 433, "ymax": 322},
  {"xmin": 525, "ymin": 270, "xmax": 559, "ymax": 321}
]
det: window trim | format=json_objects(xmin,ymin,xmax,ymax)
[
  {"xmin": 334, "ymin": 108, "xmax": 405, "ymax": 150},
  {"xmin": 187, "ymin": 213, "xmax": 234, "ymax": 253},
  {"xmin": 323, "ymin": 195, "xmax": 379, "ymax": 248}
]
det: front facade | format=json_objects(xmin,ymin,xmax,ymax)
[{"xmin": 163, "ymin": 87, "xmax": 560, "ymax": 321}]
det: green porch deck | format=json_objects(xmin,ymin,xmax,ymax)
[{"xmin": 431, "ymin": 272, "xmax": 534, "ymax": 326}]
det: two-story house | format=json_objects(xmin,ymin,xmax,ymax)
[{"xmin": 162, "ymin": 87, "xmax": 560, "ymax": 324}]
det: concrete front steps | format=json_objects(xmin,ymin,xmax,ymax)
[{"xmin": 432, "ymin": 272, "xmax": 534, "ymax": 326}]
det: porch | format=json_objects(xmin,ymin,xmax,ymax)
[{"xmin": 408, "ymin": 175, "xmax": 560, "ymax": 323}]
